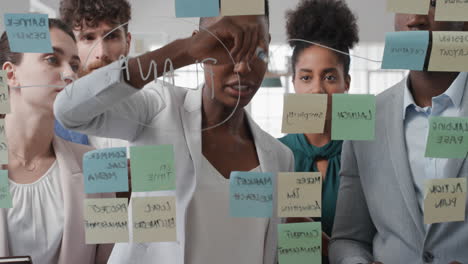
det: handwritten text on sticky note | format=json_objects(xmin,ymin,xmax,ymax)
[
  {"xmin": 130, "ymin": 145, "xmax": 176, "ymax": 192},
  {"xmin": 84, "ymin": 198, "xmax": 129, "ymax": 244},
  {"xmin": 132, "ymin": 196, "xmax": 177, "ymax": 243},
  {"xmin": 4, "ymin": 13, "xmax": 53, "ymax": 53},
  {"xmin": 282, "ymin": 94, "xmax": 327, "ymax": 134},
  {"xmin": 277, "ymin": 172, "xmax": 322, "ymax": 218},
  {"xmin": 424, "ymin": 178, "xmax": 467, "ymax": 224},
  {"xmin": 428, "ymin": 31, "xmax": 468, "ymax": 72},
  {"xmin": 221, "ymin": 0, "xmax": 265, "ymax": 16},
  {"xmin": 230, "ymin": 171, "xmax": 274, "ymax": 217},
  {"xmin": 0, "ymin": 71, "xmax": 10, "ymax": 114},
  {"xmin": 0, "ymin": 120, "xmax": 8, "ymax": 164},
  {"xmin": 425, "ymin": 117, "xmax": 468, "ymax": 158},
  {"xmin": 0, "ymin": 171, "xmax": 12, "ymax": 209},
  {"xmin": 175, "ymin": 0, "xmax": 219, "ymax": 18},
  {"xmin": 435, "ymin": 0, "xmax": 468, "ymax": 21},
  {"xmin": 83, "ymin": 148, "xmax": 128, "ymax": 194},
  {"xmin": 382, "ymin": 31, "xmax": 430, "ymax": 71},
  {"xmin": 278, "ymin": 222, "xmax": 322, "ymax": 264},
  {"xmin": 331, "ymin": 94, "xmax": 376, "ymax": 141},
  {"xmin": 387, "ymin": 0, "xmax": 429, "ymax": 14}
]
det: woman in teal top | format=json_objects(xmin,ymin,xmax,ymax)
[{"xmin": 279, "ymin": 0, "xmax": 359, "ymax": 258}]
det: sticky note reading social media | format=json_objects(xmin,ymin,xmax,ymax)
[
  {"xmin": 428, "ymin": 31, "xmax": 468, "ymax": 72},
  {"xmin": 282, "ymin": 94, "xmax": 327, "ymax": 134},
  {"xmin": 4, "ymin": 13, "xmax": 53, "ymax": 53},
  {"xmin": 278, "ymin": 222, "xmax": 322, "ymax": 264},
  {"xmin": 130, "ymin": 145, "xmax": 176, "ymax": 192},
  {"xmin": 0, "ymin": 170, "xmax": 12, "ymax": 209},
  {"xmin": 0, "ymin": 120, "xmax": 8, "ymax": 164},
  {"xmin": 230, "ymin": 171, "xmax": 274, "ymax": 217},
  {"xmin": 221, "ymin": 0, "xmax": 265, "ymax": 16},
  {"xmin": 83, "ymin": 148, "xmax": 129, "ymax": 194},
  {"xmin": 132, "ymin": 196, "xmax": 177, "ymax": 243},
  {"xmin": 387, "ymin": 0, "xmax": 429, "ymax": 14},
  {"xmin": 424, "ymin": 178, "xmax": 467, "ymax": 224},
  {"xmin": 425, "ymin": 117, "xmax": 468, "ymax": 158},
  {"xmin": 84, "ymin": 198, "xmax": 129, "ymax": 244},
  {"xmin": 435, "ymin": 0, "xmax": 468, "ymax": 21},
  {"xmin": 277, "ymin": 172, "xmax": 322, "ymax": 218},
  {"xmin": 176, "ymin": 0, "xmax": 219, "ymax": 17},
  {"xmin": 382, "ymin": 31, "xmax": 430, "ymax": 71},
  {"xmin": 0, "ymin": 71, "xmax": 10, "ymax": 114},
  {"xmin": 331, "ymin": 94, "xmax": 376, "ymax": 141}
]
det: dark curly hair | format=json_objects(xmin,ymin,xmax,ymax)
[
  {"xmin": 286, "ymin": 0, "xmax": 359, "ymax": 77},
  {"xmin": 59, "ymin": 0, "xmax": 132, "ymax": 32}
]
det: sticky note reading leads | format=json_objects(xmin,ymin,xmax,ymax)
[
  {"xmin": 425, "ymin": 117, "xmax": 468, "ymax": 158},
  {"xmin": 83, "ymin": 147, "xmax": 129, "ymax": 194},
  {"xmin": 281, "ymin": 94, "xmax": 327, "ymax": 134},
  {"xmin": 382, "ymin": 31, "xmax": 430, "ymax": 71},
  {"xmin": 424, "ymin": 178, "xmax": 467, "ymax": 224},
  {"xmin": 428, "ymin": 31, "xmax": 468, "ymax": 72},
  {"xmin": 435, "ymin": 0, "xmax": 468, "ymax": 21},
  {"xmin": 0, "ymin": 71, "xmax": 10, "ymax": 114},
  {"xmin": 175, "ymin": 0, "xmax": 219, "ymax": 18},
  {"xmin": 230, "ymin": 171, "xmax": 274, "ymax": 218},
  {"xmin": 277, "ymin": 172, "xmax": 322, "ymax": 218},
  {"xmin": 278, "ymin": 222, "xmax": 322, "ymax": 264},
  {"xmin": 130, "ymin": 145, "xmax": 176, "ymax": 192},
  {"xmin": 0, "ymin": 171, "xmax": 12, "ymax": 209},
  {"xmin": 84, "ymin": 198, "xmax": 129, "ymax": 244},
  {"xmin": 387, "ymin": 0, "xmax": 429, "ymax": 15},
  {"xmin": 332, "ymin": 94, "xmax": 376, "ymax": 141},
  {"xmin": 4, "ymin": 13, "xmax": 53, "ymax": 53}
]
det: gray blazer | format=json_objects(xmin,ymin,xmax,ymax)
[{"xmin": 329, "ymin": 78, "xmax": 468, "ymax": 264}]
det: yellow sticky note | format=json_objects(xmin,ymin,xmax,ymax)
[
  {"xmin": 0, "ymin": 71, "xmax": 9, "ymax": 114},
  {"xmin": 277, "ymin": 172, "xmax": 322, "ymax": 218},
  {"xmin": 435, "ymin": 0, "xmax": 468, "ymax": 21},
  {"xmin": 221, "ymin": 0, "xmax": 265, "ymax": 16},
  {"xmin": 428, "ymin": 31, "xmax": 468, "ymax": 72},
  {"xmin": 84, "ymin": 198, "xmax": 129, "ymax": 244},
  {"xmin": 0, "ymin": 120, "xmax": 7, "ymax": 164},
  {"xmin": 281, "ymin": 94, "xmax": 327, "ymax": 134},
  {"xmin": 132, "ymin": 196, "xmax": 177, "ymax": 243},
  {"xmin": 387, "ymin": 0, "xmax": 430, "ymax": 14},
  {"xmin": 424, "ymin": 178, "xmax": 467, "ymax": 224}
]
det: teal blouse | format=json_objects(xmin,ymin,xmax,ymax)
[{"xmin": 278, "ymin": 134, "xmax": 342, "ymax": 236}]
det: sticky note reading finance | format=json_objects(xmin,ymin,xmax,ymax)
[
  {"xmin": 175, "ymin": 0, "xmax": 219, "ymax": 17},
  {"xmin": 221, "ymin": 0, "xmax": 265, "ymax": 16},
  {"xmin": 425, "ymin": 117, "xmax": 468, "ymax": 158},
  {"xmin": 132, "ymin": 196, "xmax": 177, "ymax": 243},
  {"xmin": 277, "ymin": 172, "xmax": 322, "ymax": 218},
  {"xmin": 435, "ymin": 0, "xmax": 468, "ymax": 21},
  {"xmin": 428, "ymin": 31, "xmax": 468, "ymax": 72},
  {"xmin": 83, "ymin": 148, "xmax": 128, "ymax": 194},
  {"xmin": 387, "ymin": 0, "xmax": 429, "ymax": 14},
  {"xmin": 278, "ymin": 222, "xmax": 322, "ymax": 264},
  {"xmin": 0, "ymin": 120, "xmax": 8, "ymax": 164},
  {"xmin": 0, "ymin": 170, "xmax": 12, "ymax": 209},
  {"xmin": 0, "ymin": 71, "xmax": 10, "ymax": 114},
  {"xmin": 382, "ymin": 31, "xmax": 429, "ymax": 71},
  {"xmin": 331, "ymin": 94, "xmax": 376, "ymax": 141},
  {"xmin": 130, "ymin": 145, "xmax": 175, "ymax": 192},
  {"xmin": 84, "ymin": 198, "xmax": 129, "ymax": 244},
  {"xmin": 282, "ymin": 94, "xmax": 327, "ymax": 134},
  {"xmin": 424, "ymin": 178, "xmax": 467, "ymax": 224},
  {"xmin": 230, "ymin": 171, "xmax": 274, "ymax": 217},
  {"xmin": 4, "ymin": 13, "xmax": 53, "ymax": 53}
]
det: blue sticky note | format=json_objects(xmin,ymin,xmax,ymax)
[
  {"xmin": 4, "ymin": 13, "xmax": 53, "ymax": 53},
  {"xmin": 175, "ymin": 0, "xmax": 219, "ymax": 18},
  {"xmin": 83, "ymin": 148, "xmax": 129, "ymax": 194},
  {"xmin": 230, "ymin": 171, "xmax": 274, "ymax": 218},
  {"xmin": 382, "ymin": 31, "xmax": 429, "ymax": 71},
  {"xmin": 0, "ymin": 170, "xmax": 12, "ymax": 209}
]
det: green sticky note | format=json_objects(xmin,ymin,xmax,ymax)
[
  {"xmin": 130, "ymin": 145, "xmax": 176, "ymax": 192},
  {"xmin": 425, "ymin": 117, "xmax": 468, "ymax": 158},
  {"xmin": 332, "ymin": 94, "xmax": 376, "ymax": 141},
  {"xmin": 0, "ymin": 170, "xmax": 12, "ymax": 208},
  {"xmin": 278, "ymin": 222, "xmax": 322, "ymax": 264}
]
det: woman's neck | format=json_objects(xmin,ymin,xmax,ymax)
[{"xmin": 408, "ymin": 71, "xmax": 459, "ymax": 107}]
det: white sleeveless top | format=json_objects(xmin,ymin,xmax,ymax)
[
  {"xmin": 185, "ymin": 157, "xmax": 268, "ymax": 264},
  {"xmin": 7, "ymin": 161, "xmax": 64, "ymax": 264}
]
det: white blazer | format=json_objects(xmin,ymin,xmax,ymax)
[{"xmin": 54, "ymin": 61, "xmax": 295, "ymax": 264}]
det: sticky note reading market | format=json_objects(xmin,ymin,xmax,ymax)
[
  {"xmin": 382, "ymin": 31, "xmax": 429, "ymax": 71},
  {"xmin": 4, "ymin": 13, "xmax": 53, "ymax": 53}
]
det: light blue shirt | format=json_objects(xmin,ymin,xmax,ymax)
[{"xmin": 403, "ymin": 72, "xmax": 467, "ymax": 224}]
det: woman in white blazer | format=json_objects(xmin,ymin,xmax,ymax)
[
  {"xmin": 0, "ymin": 19, "xmax": 113, "ymax": 264},
  {"xmin": 55, "ymin": 13, "xmax": 294, "ymax": 264}
]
